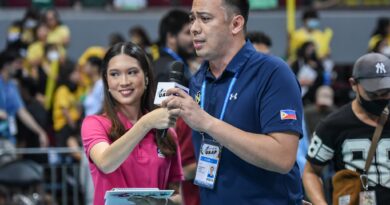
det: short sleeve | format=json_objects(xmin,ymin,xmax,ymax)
[
  {"xmin": 305, "ymin": 118, "xmax": 335, "ymax": 166},
  {"xmin": 259, "ymin": 59, "xmax": 303, "ymax": 137},
  {"xmin": 81, "ymin": 115, "xmax": 111, "ymax": 158}
]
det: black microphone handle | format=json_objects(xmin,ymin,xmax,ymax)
[
  {"xmin": 160, "ymin": 61, "xmax": 184, "ymax": 138},
  {"xmin": 161, "ymin": 128, "xmax": 168, "ymax": 138}
]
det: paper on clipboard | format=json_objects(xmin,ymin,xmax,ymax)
[{"xmin": 104, "ymin": 188, "xmax": 174, "ymax": 205}]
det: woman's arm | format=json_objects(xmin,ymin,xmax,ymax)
[{"xmin": 89, "ymin": 108, "xmax": 178, "ymax": 174}]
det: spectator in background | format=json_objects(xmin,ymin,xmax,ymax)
[
  {"xmin": 83, "ymin": 56, "xmax": 104, "ymax": 116},
  {"xmin": 6, "ymin": 7, "xmax": 40, "ymax": 53},
  {"xmin": 128, "ymin": 26, "xmax": 158, "ymax": 60},
  {"xmin": 108, "ymin": 32, "xmax": 125, "ymax": 47},
  {"xmin": 304, "ymin": 85, "xmax": 336, "ymax": 138},
  {"xmin": 42, "ymin": 8, "xmax": 71, "ymax": 47},
  {"xmin": 303, "ymin": 53, "xmax": 390, "ymax": 205},
  {"xmin": 81, "ymin": 42, "xmax": 183, "ymax": 205},
  {"xmin": 27, "ymin": 23, "xmax": 67, "ymax": 109},
  {"xmin": 52, "ymin": 62, "xmax": 81, "ymax": 149},
  {"xmin": 16, "ymin": 76, "xmax": 49, "ymax": 163},
  {"xmin": 289, "ymin": 9, "xmax": 333, "ymax": 63},
  {"xmin": 154, "ymin": 9, "xmax": 200, "ymax": 205},
  {"xmin": 80, "ymin": 56, "xmax": 104, "ymax": 205},
  {"xmin": 154, "ymin": 9, "xmax": 195, "ymax": 87},
  {"xmin": 368, "ymin": 17, "xmax": 390, "ymax": 56},
  {"xmin": 291, "ymin": 41, "xmax": 325, "ymax": 105},
  {"xmin": 128, "ymin": 26, "xmax": 152, "ymax": 50},
  {"xmin": 372, "ymin": 37, "xmax": 390, "ymax": 58},
  {"xmin": 0, "ymin": 49, "xmax": 48, "ymax": 147},
  {"xmin": 246, "ymin": 31, "xmax": 272, "ymax": 54}
]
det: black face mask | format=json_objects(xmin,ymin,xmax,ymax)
[{"xmin": 359, "ymin": 96, "xmax": 389, "ymax": 116}]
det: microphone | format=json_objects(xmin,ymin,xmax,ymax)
[
  {"xmin": 154, "ymin": 61, "xmax": 189, "ymax": 105},
  {"xmin": 169, "ymin": 61, "xmax": 184, "ymax": 84},
  {"xmin": 155, "ymin": 61, "xmax": 188, "ymax": 138}
]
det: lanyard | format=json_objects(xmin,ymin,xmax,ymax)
[
  {"xmin": 200, "ymin": 72, "xmax": 238, "ymax": 120},
  {"xmin": 199, "ymin": 71, "xmax": 238, "ymax": 142}
]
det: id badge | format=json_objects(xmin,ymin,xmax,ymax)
[
  {"xmin": 194, "ymin": 139, "xmax": 222, "ymax": 189},
  {"xmin": 8, "ymin": 116, "xmax": 17, "ymax": 135},
  {"xmin": 359, "ymin": 191, "xmax": 376, "ymax": 205}
]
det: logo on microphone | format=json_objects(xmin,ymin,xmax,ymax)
[
  {"xmin": 157, "ymin": 148, "xmax": 165, "ymax": 158},
  {"xmin": 158, "ymin": 88, "xmax": 167, "ymax": 98}
]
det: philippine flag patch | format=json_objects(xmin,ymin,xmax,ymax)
[{"xmin": 280, "ymin": 109, "xmax": 297, "ymax": 120}]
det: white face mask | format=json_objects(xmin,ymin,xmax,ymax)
[
  {"xmin": 47, "ymin": 50, "xmax": 60, "ymax": 61},
  {"xmin": 381, "ymin": 46, "xmax": 390, "ymax": 57},
  {"xmin": 24, "ymin": 19, "xmax": 37, "ymax": 29}
]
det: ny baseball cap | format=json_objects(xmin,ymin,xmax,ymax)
[{"xmin": 352, "ymin": 53, "xmax": 390, "ymax": 92}]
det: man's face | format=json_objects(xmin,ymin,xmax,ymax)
[
  {"xmin": 176, "ymin": 23, "xmax": 195, "ymax": 59},
  {"xmin": 190, "ymin": 0, "xmax": 234, "ymax": 60},
  {"xmin": 356, "ymin": 83, "xmax": 390, "ymax": 102}
]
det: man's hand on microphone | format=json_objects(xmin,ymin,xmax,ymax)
[
  {"xmin": 141, "ymin": 108, "xmax": 179, "ymax": 130},
  {"xmin": 162, "ymin": 88, "xmax": 215, "ymax": 132}
]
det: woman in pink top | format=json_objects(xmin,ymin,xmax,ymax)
[{"xmin": 81, "ymin": 42, "xmax": 183, "ymax": 205}]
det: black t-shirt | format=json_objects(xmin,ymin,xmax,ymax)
[{"xmin": 306, "ymin": 102, "xmax": 390, "ymax": 203}]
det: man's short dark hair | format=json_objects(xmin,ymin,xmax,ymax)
[
  {"xmin": 246, "ymin": 31, "xmax": 272, "ymax": 47},
  {"xmin": 158, "ymin": 9, "xmax": 190, "ymax": 47},
  {"xmin": 0, "ymin": 49, "xmax": 21, "ymax": 71},
  {"xmin": 302, "ymin": 9, "xmax": 319, "ymax": 21},
  {"xmin": 87, "ymin": 56, "xmax": 103, "ymax": 74},
  {"xmin": 223, "ymin": 0, "xmax": 249, "ymax": 28}
]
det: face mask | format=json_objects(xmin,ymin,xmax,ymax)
[
  {"xmin": 24, "ymin": 19, "xmax": 37, "ymax": 29},
  {"xmin": 358, "ymin": 95, "xmax": 389, "ymax": 116},
  {"xmin": 380, "ymin": 46, "xmax": 390, "ymax": 57},
  {"xmin": 47, "ymin": 50, "xmax": 60, "ymax": 61},
  {"xmin": 307, "ymin": 19, "xmax": 320, "ymax": 29}
]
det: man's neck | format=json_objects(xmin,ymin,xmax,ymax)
[{"xmin": 209, "ymin": 38, "xmax": 246, "ymax": 78}]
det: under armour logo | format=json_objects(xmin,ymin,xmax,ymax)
[
  {"xmin": 376, "ymin": 62, "xmax": 387, "ymax": 74},
  {"xmin": 229, "ymin": 93, "xmax": 238, "ymax": 100}
]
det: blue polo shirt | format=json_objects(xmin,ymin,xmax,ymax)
[
  {"xmin": 0, "ymin": 76, "xmax": 24, "ymax": 141},
  {"xmin": 190, "ymin": 41, "xmax": 303, "ymax": 205}
]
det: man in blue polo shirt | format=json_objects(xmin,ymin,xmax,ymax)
[
  {"xmin": 163, "ymin": 0, "xmax": 304, "ymax": 204},
  {"xmin": 0, "ymin": 49, "xmax": 48, "ymax": 147}
]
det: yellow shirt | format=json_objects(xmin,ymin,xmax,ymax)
[
  {"xmin": 47, "ymin": 25, "xmax": 70, "ymax": 46},
  {"xmin": 289, "ymin": 27, "xmax": 333, "ymax": 61},
  {"xmin": 26, "ymin": 41, "xmax": 67, "ymax": 64},
  {"xmin": 368, "ymin": 34, "xmax": 390, "ymax": 51},
  {"xmin": 77, "ymin": 46, "xmax": 106, "ymax": 90},
  {"xmin": 52, "ymin": 85, "xmax": 81, "ymax": 131},
  {"xmin": 77, "ymin": 46, "xmax": 106, "ymax": 67}
]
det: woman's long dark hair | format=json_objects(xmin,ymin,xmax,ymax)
[{"xmin": 101, "ymin": 42, "xmax": 177, "ymax": 156}]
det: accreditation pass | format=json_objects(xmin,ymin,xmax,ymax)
[{"xmin": 194, "ymin": 139, "xmax": 222, "ymax": 189}]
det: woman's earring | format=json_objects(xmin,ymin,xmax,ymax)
[{"xmin": 145, "ymin": 77, "xmax": 149, "ymax": 89}]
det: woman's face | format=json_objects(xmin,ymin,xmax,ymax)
[
  {"xmin": 106, "ymin": 54, "xmax": 147, "ymax": 108},
  {"xmin": 37, "ymin": 24, "xmax": 49, "ymax": 41},
  {"xmin": 45, "ymin": 11, "xmax": 58, "ymax": 28}
]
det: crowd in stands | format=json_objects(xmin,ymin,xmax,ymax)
[
  {"xmin": 0, "ymin": 3, "xmax": 389, "ymax": 204},
  {"xmin": 1, "ymin": 0, "xmax": 390, "ymax": 10}
]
